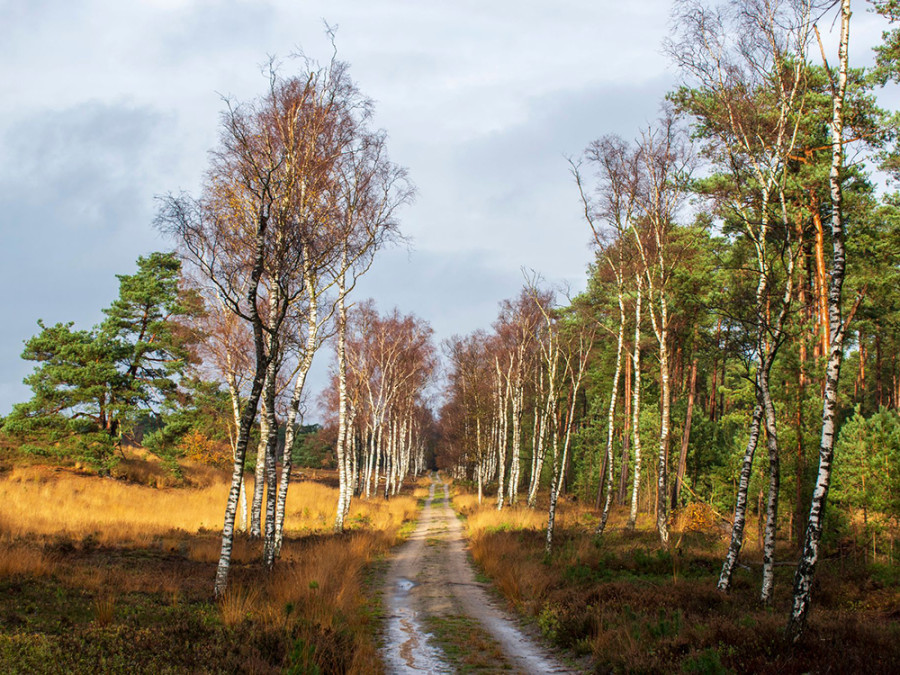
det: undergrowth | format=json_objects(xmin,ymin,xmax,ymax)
[
  {"xmin": 455, "ymin": 489, "xmax": 900, "ymax": 674},
  {"xmin": 0, "ymin": 464, "xmax": 421, "ymax": 674}
]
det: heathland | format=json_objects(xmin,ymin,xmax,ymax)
[{"xmin": 0, "ymin": 447, "xmax": 420, "ymax": 674}]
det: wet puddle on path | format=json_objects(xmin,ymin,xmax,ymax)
[{"xmin": 380, "ymin": 474, "xmax": 576, "ymax": 674}]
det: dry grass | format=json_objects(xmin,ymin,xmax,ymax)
[
  {"xmin": 456, "ymin": 494, "xmax": 546, "ymax": 532},
  {"xmin": 0, "ymin": 465, "xmax": 416, "ymax": 548},
  {"xmin": 259, "ymin": 530, "xmax": 394, "ymax": 629},
  {"xmin": 0, "ymin": 542, "xmax": 55, "ymax": 577},
  {"xmin": 455, "ymin": 491, "xmax": 600, "ymax": 534},
  {"xmin": 453, "ymin": 485, "xmax": 900, "ymax": 673},
  {"xmin": 92, "ymin": 593, "xmax": 116, "ymax": 626},
  {"xmin": 0, "ymin": 465, "xmax": 227, "ymax": 542},
  {"xmin": 218, "ymin": 583, "xmax": 260, "ymax": 627},
  {"xmin": 0, "ymin": 463, "xmax": 421, "ymax": 674}
]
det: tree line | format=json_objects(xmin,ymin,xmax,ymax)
[
  {"xmin": 2, "ymin": 50, "xmax": 436, "ymax": 598},
  {"xmin": 437, "ymin": 0, "xmax": 900, "ymax": 642}
]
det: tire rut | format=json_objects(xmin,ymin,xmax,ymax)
[{"xmin": 381, "ymin": 473, "xmax": 574, "ymax": 674}]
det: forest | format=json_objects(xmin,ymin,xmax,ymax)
[{"xmin": 1, "ymin": 0, "xmax": 899, "ymax": 673}]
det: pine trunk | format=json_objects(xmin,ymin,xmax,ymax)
[{"xmin": 672, "ymin": 357, "xmax": 697, "ymax": 509}]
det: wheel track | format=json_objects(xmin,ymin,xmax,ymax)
[{"xmin": 381, "ymin": 473, "xmax": 574, "ymax": 674}]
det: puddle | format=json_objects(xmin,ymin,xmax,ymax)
[
  {"xmin": 381, "ymin": 479, "xmax": 452, "ymax": 674},
  {"xmin": 384, "ymin": 602, "xmax": 448, "ymax": 673},
  {"xmin": 381, "ymin": 473, "xmax": 572, "ymax": 674}
]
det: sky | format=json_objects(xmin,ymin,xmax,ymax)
[{"xmin": 0, "ymin": 0, "xmax": 891, "ymax": 418}]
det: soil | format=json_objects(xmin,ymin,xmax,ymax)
[{"xmin": 381, "ymin": 474, "xmax": 574, "ymax": 674}]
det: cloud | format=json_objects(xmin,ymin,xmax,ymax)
[
  {"xmin": 154, "ymin": 0, "xmax": 281, "ymax": 66},
  {"xmin": 393, "ymin": 76, "xmax": 674, "ymax": 288},
  {"xmin": 0, "ymin": 0, "xmax": 730, "ymax": 419},
  {"xmin": 0, "ymin": 100, "xmax": 174, "ymax": 413},
  {"xmin": 358, "ymin": 247, "xmax": 526, "ymax": 339}
]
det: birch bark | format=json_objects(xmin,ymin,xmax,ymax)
[
  {"xmin": 788, "ymin": 0, "xmax": 850, "ymax": 640},
  {"xmin": 627, "ymin": 277, "xmax": 644, "ymax": 531},
  {"xmin": 596, "ymin": 286, "xmax": 626, "ymax": 536}
]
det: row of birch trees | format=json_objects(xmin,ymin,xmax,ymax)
[
  {"xmin": 324, "ymin": 301, "xmax": 437, "ymax": 530},
  {"xmin": 158, "ymin": 53, "xmax": 413, "ymax": 597},
  {"xmin": 439, "ymin": 287, "xmax": 595, "ymax": 552},
  {"xmin": 438, "ymin": 0, "xmax": 899, "ymax": 643}
]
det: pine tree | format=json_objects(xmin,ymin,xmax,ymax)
[{"xmin": 4, "ymin": 252, "xmax": 195, "ymax": 465}]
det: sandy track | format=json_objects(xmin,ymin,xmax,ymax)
[{"xmin": 381, "ymin": 474, "xmax": 573, "ymax": 674}]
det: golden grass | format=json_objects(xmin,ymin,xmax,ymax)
[
  {"xmin": 202, "ymin": 529, "xmax": 396, "ymax": 673},
  {"xmin": 0, "ymin": 461, "xmax": 419, "ymax": 675},
  {"xmin": 452, "ymin": 486, "xmax": 900, "ymax": 673},
  {"xmin": 0, "ymin": 465, "xmax": 227, "ymax": 542},
  {"xmin": 0, "ymin": 465, "xmax": 418, "ymax": 547},
  {"xmin": 217, "ymin": 583, "xmax": 260, "ymax": 627},
  {"xmin": 469, "ymin": 532, "xmax": 553, "ymax": 609},
  {"xmin": 455, "ymin": 492, "xmax": 590, "ymax": 613},
  {"xmin": 455, "ymin": 487, "xmax": 737, "ymax": 618},
  {"xmin": 261, "ymin": 531, "xmax": 391, "ymax": 628},
  {"xmin": 0, "ymin": 543, "xmax": 55, "ymax": 577},
  {"xmin": 454, "ymin": 492, "xmax": 598, "ymax": 537}
]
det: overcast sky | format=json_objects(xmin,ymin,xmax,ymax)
[{"xmin": 0, "ymin": 0, "xmax": 891, "ymax": 417}]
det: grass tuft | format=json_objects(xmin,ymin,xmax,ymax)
[
  {"xmin": 218, "ymin": 584, "xmax": 259, "ymax": 627},
  {"xmin": 92, "ymin": 593, "xmax": 116, "ymax": 626}
]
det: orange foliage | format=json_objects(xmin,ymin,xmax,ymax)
[{"xmin": 177, "ymin": 430, "xmax": 232, "ymax": 468}]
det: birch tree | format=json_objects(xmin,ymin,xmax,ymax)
[
  {"xmin": 442, "ymin": 332, "xmax": 495, "ymax": 501},
  {"xmin": 331, "ymin": 129, "xmax": 412, "ymax": 530},
  {"xmin": 669, "ymin": 0, "xmax": 813, "ymax": 599},
  {"xmin": 531, "ymin": 290, "xmax": 594, "ymax": 554},
  {"xmin": 626, "ymin": 114, "xmax": 693, "ymax": 546},
  {"xmin": 787, "ymin": 0, "xmax": 852, "ymax": 640},
  {"xmin": 331, "ymin": 303, "xmax": 435, "ymax": 506},
  {"xmin": 572, "ymin": 136, "xmax": 641, "ymax": 536},
  {"xmin": 159, "ymin": 55, "xmax": 374, "ymax": 597}
]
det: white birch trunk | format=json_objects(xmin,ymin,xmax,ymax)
[
  {"xmin": 273, "ymin": 271, "xmax": 320, "ymax": 555},
  {"xmin": 225, "ymin": 371, "xmax": 248, "ymax": 533},
  {"xmin": 760, "ymin": 374, "xmax": 780, "ymax": 604},
  {"xmin": 250, "ymin": 393, "xmax": 269, "ymax": 539},
  {"xmin": 495, "ymin": 357, "xmax": 510, "ymax": 510},
  {"xmin": 214, "ymin": 215, "xmax": 274, "ymax": 598},
  {"xmin": 627, "ymin": 277, "xmax": 644, "ymax": 531},
  {"xmin": 261, "ymin": 347, "xmax": 280, "ymax": 566},
  {"xmin": 655, "ymin": 294, "xmax": 670, "ymax": 545},
  {"xmin": 718, "ymin": 401, "xmax": 764, "ymax": 592},
  {"xmin": 596, "ymin": 287, "xmax": 626, "ymax": 536},
  {"xmin": 508, "ymin": 374, "xmax": 523, "ymax": 505},
  {"xmin": 788, "ymin": 0, "xmax": 850, "ymax": 641},
  {"xmin": 334, "ymin": 269, "xmax": 350, "ymax": 530},
  {"xmin": 528, "ymin": 369, "xmax": 547, "ymax": 508}
]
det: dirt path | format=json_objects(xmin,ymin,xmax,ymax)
[{"xmin": 382, "ymin": 474, "xmax": 573, "ymax": 674}]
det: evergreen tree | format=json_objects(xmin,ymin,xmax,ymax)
[{"xmin": 3, "ymin": 252, "xmax": 196, "ymax": 460}]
